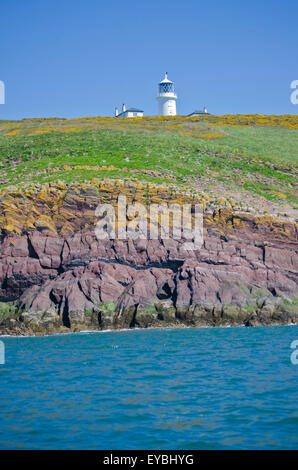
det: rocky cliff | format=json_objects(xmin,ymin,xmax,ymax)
[{"xmin": 0, "ymin": 184, "xmax": 297, "ymax": 335}]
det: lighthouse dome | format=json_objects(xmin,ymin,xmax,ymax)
[
  {"xmin": 158, "ymin": 72, "xmax": 175, "ymax": 94},
  {"xmin": 159, "ymin": 72, "xmax": 173, "ymax": 84}
]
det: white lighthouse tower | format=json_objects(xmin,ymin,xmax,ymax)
[{"xmin": 156, "ymin": 72, "xmax": 177, "ymax": 116}]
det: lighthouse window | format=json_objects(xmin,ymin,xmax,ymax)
[{"xmin": 159, "ymin": 83, "xmax": 173, "ymax": 93}]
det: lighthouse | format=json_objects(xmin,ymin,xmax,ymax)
[{"xmin": 156, "ymin": 72, "xmax": 177, "ymax": 116}]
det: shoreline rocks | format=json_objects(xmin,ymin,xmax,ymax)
[{"xmin": 0, "ymin": 231, "xmax": 297, "ymax": 335}]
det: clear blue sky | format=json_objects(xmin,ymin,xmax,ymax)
[{"xmin": 1, "ymin": 0, "xmax": 297, "ymax": 119}]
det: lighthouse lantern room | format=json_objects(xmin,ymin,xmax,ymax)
[{"xmin": 157, "ymin": 72, "xmax": 177, "ymax": 116}]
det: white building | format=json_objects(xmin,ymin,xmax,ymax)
[
  {"xmin": 188, "ymin": 107, "xmax": 208, "ymax": 116},
  {"xmin": 115, "ymin": 103, "xmax": 143, "ymax": 118},
  {"xmin": 156, "ymin": 72, "xmax": 177, "ymax": 116}
]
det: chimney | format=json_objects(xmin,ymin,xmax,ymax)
[
  {"xmin": 203, "ymin": 106, "xmax": 207, "ymax": 114},
  {"xmin": 115, "ymin": 107, "xmax": 119, "ymax": 117},
  {"xmin": 122, "ymin": 103, "xmax": 126, "ymax": 113}
]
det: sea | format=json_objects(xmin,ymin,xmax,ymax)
[{"xmin": 0, "ymin": 325, "xmax": 297, "ymax": 449}]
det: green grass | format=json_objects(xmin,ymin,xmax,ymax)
[
  {"xmin": 0, "ymin": 116, "xmax": 297, "ymax": 207},
  {"xmin": 194, "ymin": 125, "xmax": 298, "ymax": 165},
  {"xmin": 0, "ymin": 301, "xmax": 18, "ymax": 318}
]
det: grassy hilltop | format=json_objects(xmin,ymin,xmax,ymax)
[{"xmin": 0, "ymin": 114, "xmax": 297, "ymax": 228}]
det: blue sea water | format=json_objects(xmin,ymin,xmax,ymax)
[{"xmin": 0, "ymin": 325, "xmax": 297, "ymax": 450}]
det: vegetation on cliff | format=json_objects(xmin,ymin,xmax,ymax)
[{"xmin": 0, "ymin": 115, "xmax": 297, "ymax": 210}]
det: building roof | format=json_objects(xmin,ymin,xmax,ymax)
[
  {"xmin": 187, "ymin": 110, "xmax": 209, "ymax": 116},
  {"xmin": 117, "ymin": 107, "xmax": 144, "ymax": 117},
  {"xmin": 125, "ymin": 108, "xmax": 143, "ymax": 112}
]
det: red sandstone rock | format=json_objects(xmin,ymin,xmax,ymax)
[{"xmin": 0, "ymin": 221, "xmax": 297, "ymax": 332}]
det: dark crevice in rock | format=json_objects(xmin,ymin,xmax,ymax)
[
  {"xmin": 268, "ymin": 287, "xmax": 277, "ymax": 297},
  {"xmin": 261, "ymin": 245, "xmax": 266, "ymax": 263},
  {"xmin": 27, "ymin": 236, "xmax": 40, "ymax": 259},
  {"xmin": 57, "ymin": 243, "xmax": 66, "ymax": 275},
  {"xmin": 62, "ymin": 257, "xmax": 184, "ymax": 273},
  {"xmin": 157, "ymin": 281, "xmax": 172, "ymax": 300},
  {"xmin": 62, "ymin": 299, "xmax": 70, "ymax": 328},
  {"xmin": 63, "ymin": 258, "xmax": 90, "ymax": 269},
  {"xmin": 1, "ymin": 276, "xmax": 8, "ymax": 291},
  {"xmin": 198, "ymin": 259, "xmax": 229, "ymax": 266},
  {"xmin": 77, "ymin": 279, "xmax": 93, "ymax": 304},
  {"xmin": 171, "ymin": 276, "xmax": 178, "ymax": 309},
  {"xmin": 49, "ymin": 289, "xmax": 58, "ymax": 305},
  {"xmin": 129, "ymin": 305, "xmax": 138, "ymax": 328}
]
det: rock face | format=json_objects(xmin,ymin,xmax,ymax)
[{"xmin": 0, "ymin": 216, "xmax": 297, "ymax": 334}]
